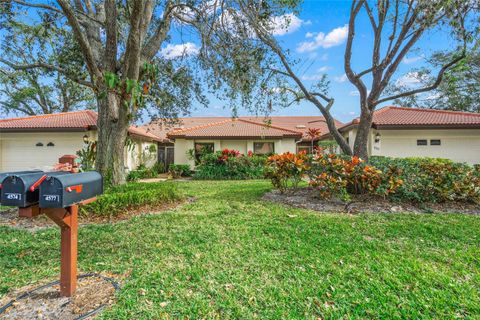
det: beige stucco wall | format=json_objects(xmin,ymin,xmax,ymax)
[
  {"xmin": 124, "ymin": 139, "xmax": 158, "ymax": 171},
  {"xmin": 0, "ymin": 131, "xmax": 157, "ymax": 172},
  {"xmin": 173, "ymin": 138, "xmax": 299, "ymax": 167},
  {"xmin": 342, "ymin": 128, "xmax": 480, "ymax": 164}
]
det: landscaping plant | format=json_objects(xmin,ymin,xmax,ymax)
[
  {"xmin": 264, "ymin": 152, "xmax": 310, "ymax": 193},
  {"xmin": 81, "ymin": 182, "xmax": 183, "ymax": 217},
  {"xmin": 168, "ymin": 164, "xmax": 192, "ymax": 179},
  {"xmin": 193, "ymin": 149, "xmax": 266, "ymax": 180}
]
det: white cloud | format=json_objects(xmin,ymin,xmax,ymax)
[
  {"xmin": 317, "ymin": 66, "xmax": 331, "ymax": 72},
  {"xmin": 269, "ymin": 13, "xmax": 303, "ymax": 36},
  {"xmin": 402, "ymin": 55, "xmax": 424, "ymax": 64},
  {"xmin": 161, "ymin": 43, "xmax": 199, "ymax": 59},
  {"xmin": 349, "ymin": 89, "xmax": 371, "ymax": 96},
  {"xmin": 297, "ymin": 25, "xmax": 348, "ymax": 53},
  {"xmin": 395, "ymin": 72, "xmax": 429, "ymax": 87},
  {"xmin": 334, "ymin": 73, "xmax": 348, "ymax": 83},
  {"xmin": 305, "ymin": 32, "xmax": 316, "ymax": 38}
]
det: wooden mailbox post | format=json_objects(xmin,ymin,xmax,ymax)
[{"xmin": 2, "ymin": 156, "xmax": 102, "ymax": 297}]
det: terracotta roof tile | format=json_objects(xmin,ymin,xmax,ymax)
[
  {"xmin": 167, "ymin": 118, "xmax": 302, "ymax": 139},
  {"xmin": 0, "ymin": 110, "xmax": 162, "ymax": 142},
  {"xmin": 0, "ymin": 110, "xmax": 97, "ymax": 129},
  {"xmin": 145, "ymin": 116, "xmax": 342, "ymax": 141},
  {"xmin": 338, "ymin": 106, "xmax": 480, "ymax": 131}
]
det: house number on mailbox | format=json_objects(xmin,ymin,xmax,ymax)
[
  {"xmin": 43, "ymin": 195, "xmax": 60, "ymax": 202},
  {"xmin": 5, "ymin": 193, "xmax": 21, "ymax": 200}
]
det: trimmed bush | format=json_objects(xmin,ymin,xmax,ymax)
[
  {"xmin": 370, "ymin": 156, "xmax": 480, "ymax": 203},
  {"xmin": 308, "ymin": 154, "xmax": 402, "ymax": 201},
  {"xmin": 266, "ymin": 152, "xmax": 479, "ymax": 204},
  {"xmin": 193, "ymin": 149, "xmax": 267, "ymax": 180},
  {"xmin": 81, "ymin": 182, "xmax": 183, "ymax": 217}
]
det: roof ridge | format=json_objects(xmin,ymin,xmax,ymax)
[
  {"xmin": 236, "ymin": 118, "xmax": 303, "ymax": 134},
  {"xmin": 387, "ymin": 106, "xmax": 480, "ymax": 117},
  {"xmin": 0, "ymin": 110, "xmax": 93, "ymax": 123}
]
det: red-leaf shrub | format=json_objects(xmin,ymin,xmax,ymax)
[{"xmin": 265, "ymin": 152, "xmax": 310, "ymax": 193}]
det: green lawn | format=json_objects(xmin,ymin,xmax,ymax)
[{"xmin": 1, "ymin": 180, "xmax": 479, "ymax": 319}]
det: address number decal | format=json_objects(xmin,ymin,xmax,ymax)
[
  {"xmin": 43, "ymin": 195, "xmax": 60, "ymax": 202},
  {"xmin": 5, "ymin": 193, "xmax": 21, "ymax": 200}
]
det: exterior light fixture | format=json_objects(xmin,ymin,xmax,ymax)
[
  {"xmin": 374, "ymin": 132, "xmax": 381, "ymax": 143},
  {"xmin": 83, "ymin": 134, "xmax": 89, "ymax": 144}
]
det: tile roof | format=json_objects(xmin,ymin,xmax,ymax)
[
  {"xmin": 339, "ymin": 106, "xmax": 480, "ymax": 131},
  {"xmin": 144, "ymin": 116, "xmax": 342, "ymax": 142},
  {"xmin": 0, "ymin": 110, "xmax": 98, "ymax": 130},
  {"xmin": 167, "ymin": 118, "xmax": 303, "ymax": 139},
  {"xmin": 0, "ymin": 110, "xmax": 162, "ymax": 142}
]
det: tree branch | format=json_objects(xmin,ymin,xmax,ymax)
[
  {"xmin": 0, "ymin": 59, "xmax": 94, "ymax": 88},
  {"xmin": 376, "ymin": 52, "xmax": 466, "ymax": 104}
]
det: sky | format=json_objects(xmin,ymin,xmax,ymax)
[
  {"xmin": 164, "ymin": 0, "xmax": 460, "ymax": 123},
  {"xmin": 1, "ymin": 0, "xmax": 464, "ymax": 124}
]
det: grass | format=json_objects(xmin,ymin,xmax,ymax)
[{"xmin": 1, "ymin": 180, "xmax": 479, "ymax": 319}]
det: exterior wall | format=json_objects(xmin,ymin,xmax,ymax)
[
  {"xmin": 173, "ymin": 138, "xmax": 195, "ymax": 167},
  {"xmin": 375, "ymin": 129, "xmax": 480, "ymax": 164},
  {"xmin": 0, "ymin": 132, "xmax": 90, "ymax": 171},
  {"xmin": 220, "ymin": 140, "xmax": 247, "ymax": 154},
  {"xmin": 173, "ymin": 138, "xmax": 299, "ymax": 167},
  {"xmin": 124, "ymin": 139, "xmax": 158, "ymax": 171},
  {"xmin": 342, "ymin": 128, "xmax": 480, "ymax": 164},
  {"xmin": 0, "ymin": 131, "xmax": 157, "ymax": 172}
]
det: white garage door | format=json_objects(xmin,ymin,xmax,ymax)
[{"xmin": 0, "ymin": 132, "xmax": 85, "ymax": 172}]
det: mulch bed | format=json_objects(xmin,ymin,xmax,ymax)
[
  {"xmin": 263, "ymin": 188, "xmax": 480, "ymax": 215},
  {"xmin": 0, "ymin": 274, "xmax": 118, "ymax": 320},
  {"xmin": 0, "ymin": 198, "xmax": 193, "ymax": 232}
]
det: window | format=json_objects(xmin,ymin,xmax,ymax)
[
  {"xmin": 47, "ymin": 142, "xmax": 55, "ymax": 147},
  {"xmin": 194, "ymin": 143, "xmax": 214, "ymax": 162},
  {"xmin": 417, "ymin": 139, "xmax": 427, "ymax": 146},
  {"xmin": 254, "ymin": 142, "xmax": 274, "ymax": 155},
  {"xmin": 430, "ymin": 139, "xmax": 441, "ymax": 146},
  {"xmin": 35, "ymin": 142, "xmax": 43, "ymax": 147}
]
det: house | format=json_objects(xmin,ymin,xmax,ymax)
[
  {"xmin": 143, "ymin": 115, "xmax": 343, "ymax": 168},
  {"xmin": 0, "ymin": 110, "xmax": 161, "ymax": 172},
  {"xmin": 328, "ymin": 106, "xmax": 480, "ymax": 164}
]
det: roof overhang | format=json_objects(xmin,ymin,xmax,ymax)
[{"xmin": 0, "ymin": 127, "xmax": 95, "ymax": 133}]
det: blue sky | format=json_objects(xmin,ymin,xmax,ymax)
[
  {"xmin": 176, "ymin": 0, "xmax": 460, "ymax": 123},
  {"xmin": 1, "ymin": 1, "xmax": 463, "ymax": 123}
]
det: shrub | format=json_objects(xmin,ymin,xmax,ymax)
[
  {"xmin": 168, "ymin": 164, "xmax": 191, "ymax": 178},
  {"xmin": 370, "ymin": 156, "xmax": 480, "ymax": 203},
  {"xmin": 126, "ymin": 163, "xmax": 166, "ymax": 182},
  {"xmin": 308, "ymin": 154, "xmax": 402, "ymax": 201},
  {"xmin": 81, "ymin": 182, "xmax": 183, "ymax": 217},
  {"xmin": 193, "ymin": 149, "xmax": 267, "ymax": 180},
  {"xmin": 264, "ymin": 152, "xmax": 310, "ymax": 193}
]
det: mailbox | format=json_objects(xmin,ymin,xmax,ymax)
[
  {"xmin": 0, "ymin": 171, "xmax": 69, "ymax": 207},
  {"xmin": 39, "ymin": 171, "xmax": 102, "ymax": 208},
  {"xmin": 0, "ymin": 170, "xmax": 43, "ymax": 186}
]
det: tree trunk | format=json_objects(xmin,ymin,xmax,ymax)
[
  {"xmin": 353, "ymin": 108, "xmax": 373, "ymax": 160},
  {"xmin": 95, "ymin": 90, "xmax": 129, "ymax": 185}
]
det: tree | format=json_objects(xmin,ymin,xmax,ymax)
[
  {"xmin": 391, "ymin": 50, "xmax": 480, "ymax": 113},
  {"xmin": 0, "ymin": 19, "xmax": 94, "ymax": 115},
  {"xmin": 239, "ymin": 0, "xmax": 477, "ymax": 159},
  {"xmin": 342, "ymin": 0, "xmax": 476, "ymax": 159},
  {"xmin": 0, "ymin": 0, "xmax": 274, "ymax": 184}
]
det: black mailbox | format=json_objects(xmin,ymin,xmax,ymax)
[
  {"xmin": 39, "ymin": 171, "xmax": 103, "ymax": 208},
  {"xmin": 0, "ymin": 170, "xmax": 43, "ymax": 186},
  {"xmin": 0, "ymin": 171, "xmax": 69, "ymax": 207}
]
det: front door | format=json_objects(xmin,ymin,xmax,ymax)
[{"xmin": 165, "ymin": 147, "xmax": 174, "ymax": 169}]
